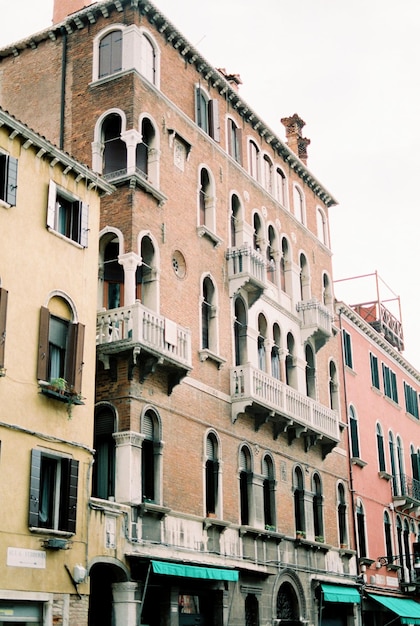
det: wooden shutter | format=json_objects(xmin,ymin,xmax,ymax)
[
  {"xmin": 208, "ymin": 99, "xmax": 220, "ymax": 142},
  {"xmin": 80, "ymin": 202, "xmax": 89, "ymax": 247},
  {"xmin": 46, "ymin": 181, "xmax": 57, "ymax": 230},
  {"xmin": 66, "ymin": 323, "xmax": 85, "ymax": 394},
  {"xmin": 65, "ymin": 459, "xmax": 79, "ymax": 533},
  {"xmin": 0, "ymin": 288, "xmax": 8, "ymax": 368},
  {"xmin": 37, "ymin": 307, "xmax": 50, "ymax": 381},
  {"xmin": 28, "ymin": 449, "xmax": 42, "ymax": 528},
  {"xmin": 5, "ymin": 156, "xmax": 18, "ymax": 206},
  {"xmin": 236, "ymin": 127, "xmax": 243, "ymax": 165}
]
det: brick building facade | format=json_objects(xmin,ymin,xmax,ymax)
[{"xmin": 0, "ymin": 2, "xmax": 360, "ymax": 625}]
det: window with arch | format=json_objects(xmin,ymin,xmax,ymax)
[
  {"xmin": 356, "ymin": 499, "xmax": 367, "ymax": 558},
  {"xmin": 312, "ymin": 473, "xmax": 324, "ymax": 540},
  {"xmin": 299, "ymin": 252, "xmax": 310, "ymax": 301},
  {"xmin": 201, "ymin": 276, "xmax": 217, "ymax": 353},
  {"xmin": 263, "ymin": 155, "xmax": 273, "ymax": 193},
  {"xmin": 253, "ymin": 212, "xmax": 263, "ymax": 253},
  {"xmin": 293, "ymin": 466, "xmax": 305, "ymax": 534},
  {"xmin": 101, "ymin": 113, "xmax": 127, "ymax": 177},
  {"xmin": 141, "ymin": 32, "xmax": 157, "ymax": 84},
  {"xmin": 92, "ymin": 406, "xmax": 116, "ymax": 500},
  {"xmin": 245, "ymin": 594, "xmax": 259, "ymax": 626},
  {"xmin": 141, "ymin": 408, "xmax": 162, "ymax": 504},
  {"xmin": 271, "ymin": 323, "xmax": 281, "ymax": 380},
  {"xmin": 305, "ymin": 344, "xmax": 316, "ymax": 399},
  {"xmin": 230, "ymin": 193, "xmax": 242, "ymax": 248},
  {"xmin": 266, "ymin": 225, "xmax": 277, "ymax": 284},
  {"xmin": 275, "ymin": 167, "xmax": 287, "ymax": 207},
  {"xmin": 262, "ymin": 455, "xmax": 276, "ymax": 529},
  {"xmin": 100, "ymin": 235, "xmax": 124, "ymax": 309},
  {"xmin": 384, "ymin": 510, "xmax": 393, "ymax": 561},
  {"xmin": 337, "ymin": 483, "xmax": 347, "ymax": 546},
  {"xmin": 257, "ymin": 314, "xmax": 267, "ymax": 372},
  {"xmin": 98, "ymin": 29, "xmax": 122, "ymax": 79},
  {"xmin": 293, "ymin": 185, "xmax": 305, "ymax": 223},
  {"xmin": 280, "ymin": 237, "xmax": 290, "ymax": 294},
  {"xmin": 322, "ymin": 273, "xmax": 333, "ymax": 308},
  {"xmin": 195, "ymin": 86, "xmax": 220, "ymax": 141},
  {"xmin": 249, "ymin": 140, "xmax": 260, "ymax": 180},
  {"xmin": 136, "ymin": 117, "xmax": 159, "ymax": 186},
  {"xmin": 316, "ymin": 207, "xmax": 329, "ymax": 246},
  {"xmin": 198, "ymin": 167, "xmax": 216, "ymax": 233},
  {"xmin": 239, "ymin": 445, "xmax": 253, "ymax": 526},
  {"xmin": 285, "ymin": 333, "xmax": 297, "ymax": 389},
  {"xmin": 403, "ymin": 518, "xmax": 411, "ymax": 576},
  {"xmin": 397, "ymin": 436, "xmax": 405, "ymax": 494},
  {"xmin": 137, "ymin": 235, "xmax": 159, "ymax": 312},
  {"xmin": 389, "ymin": 431, "xmax": 398, "ymax": 495},
  {"xmin": 329, "ymin": 360, "xmax": 339, "ymax": 411},
  {"xmin": 377, "ymin": 423, "xmax": 386, "ymax": 472},
  {"xmin": 349, "ymin": 405, "xmax": 360, "ymax": 459},
  {"xmin": 396, "ymin": 516, "xmax": 404, "ymax": 574},
  {"xmin": 205, "ymin": 432, "xmax": 220, "ymax": 517},
  {"xmin": 234, "ymin": 297, "xmax": 247, "ymax": 366},
  {"xmin": 227, "ymin": 118, "xmax": 242, "ymax": 164},
  {"xmin": 37, "ymin": 296, "xmax": 84, "ymax": 395},
  {"xmin": 276, "ymin": 582, "xmax": 300, "ymax": 623}
]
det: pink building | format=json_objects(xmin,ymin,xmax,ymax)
[{"xmin": 337, "ymin": 272, "xmax": 420, "ymax": 626}]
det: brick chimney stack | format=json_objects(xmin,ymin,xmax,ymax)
[
  {"xmin": 280, "ymin": 113, "xmax": 311, "ymax": 165},
  {"xmin": 53, "ymin": 0, "xmax": 95, "ymax": 24}
]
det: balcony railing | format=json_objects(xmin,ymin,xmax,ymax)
[
  {"xmin": 392, "ymin": 473, "xmax": 420, "ymax": 506},
  {"xmin": 296, "ymin": 299, "xmax": 333, "ymax": 349},
  {"xmin": 96, "ymin": 302, "xmax": 192, "ymax": 376},
  {"xmin": 231, "ymin": 364, "xmax": 340, "ymax": 450},
  {"xmin": 226, "ymin": 245, "xmax": 266, "ymax": 306}
]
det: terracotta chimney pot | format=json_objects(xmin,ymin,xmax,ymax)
[{"xmin": 53, "ymin": 0, "xmax": 95, "ymax": 24}]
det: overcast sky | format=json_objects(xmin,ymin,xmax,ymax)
[{"xmin": 2, "ymin": 0, "xmax": 420, "ymax": 367}]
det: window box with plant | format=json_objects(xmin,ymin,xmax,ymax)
[{"xmin": 39, "ymin": 378, "xmax": 84, "ymax": 417}]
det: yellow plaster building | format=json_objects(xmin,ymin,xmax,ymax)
[{"xmin": 0, "ymin": 109, "xmax": 113, "ymax": 625}]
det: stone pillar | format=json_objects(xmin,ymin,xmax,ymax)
[
  {"xmin": 121, "ymin": 129, "xmax": 142, "ymax": 176},
  {"xmin": 114, "ymin": 431, "xmax": 144, "ymax": 505},
  {"xmin": 112, "ymin": 582, "xmax": 139, "ymax": 626},
  {"xmin": 118, "ymin": 252, "xmax": 141, "ymax": 306}
]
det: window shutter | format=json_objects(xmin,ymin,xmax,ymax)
[
  {"xmin": 236, "ymin": 127, "xmax": 243, "ymax": 165},
  {"xmin": 66, "ymin": 459, "xmax": 79, "ymax": 533},
  {"xmin": 0, "ymin": 288, "xmax": 8, "ymax": 368},
  {"xmin": 28, "ymin": 449, "xmax": 42, "ymax": 528},
  {"xmin": 47, "ymin": 181, "xmax": 57, "ymax": 230},
  {"xmin": 80, "ymin": 202, "xmax": 89, "ymax": 247},
  {"xmin": 37, "ymin": 307, "xmax": 50, "ymax": 381},
  {"xmin": 143, "ymin": 412, "xmax": 154, "ymax": 440},
  {"xmin": 196, "ymin": 86, "xmax": 202, "ymax": 128},
  {"xmin": 66, "ymin": 323, "xmax": 85, "ymax": 394},
  {"xmin": 5, "ymin": 156, "xmax": 18, "ymax": 206},
  {"xmin": 208, "ymin": 99, "xmax": 220, "ymax": 142}
]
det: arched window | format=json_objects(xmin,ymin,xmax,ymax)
[
  {"xmin": 137, "ymin": 235, "xmax": 159, "ymax": 311},
  {"xmin": 349, "ymin": 405, "xmax": 360, "ymax": 459},
  {"xmin": 323, "ymin": 272, "xmax": 333, "ymax": 307},
  {"xmin": 286, "ymin": 333, "xmax": 297, "ymax": 389},
  {"xmin": 280, "ymin": 237, "xmax": 290, "ymax": 294},
  {"xmin": 249, "ymin": 140, "xmax": 259, "ymax": 180},
  {"xmin": 201, "ymin": 276, "xmax": 217, "ymax": 353},
  {"xmin": 101, "ymin": 236, "xmax": 124, "ymax": 309},
  {"xmin": 230, "ymin": 194, "xmax": 242, "ymax": 247},
  {"xmin": 299, "ymin": 252, "xmax": 310, "ymax": 301},
  {"xmin": 205, "ymin": 432, "xmax": 219, "ymax": 517},
  {"xmin": 266, "ymin": 225, "xmax": 277, "ymax": 284},
  {"xmin": 141, "ymin": 32, "xmax": 157, "ymax": 84},
  {"xmin": 276, "ymin": 583, "xmax": 300, "ymax": 622},
  {"xmin": 227, "ymin": 118, "xmax": 242, "ymax": 164},
  {"xmin": 245, "ymin": 594, "xmax": 259, "ymax": 626},
  {"xmin": 275, "ymin": 167, "xmax": 287, "ymax": 207},
  {"xmin": 257, "ymin": 314, "xmax": 267, "ymax": 372},
  {"xmin": 99, "ymin": 30, "xmax": 122, "ymax": 79},
  {"xmin": 262, "ymin": 455, "xmax": 276, "ymax": 529},
  {"xmin": 92, "ymin": 406, "xmax": 116, "ymax": 500},
  {"xmin": 136, "ymin": 118, "xmax": 157, "ymax": 184},
  {"xmin": 253, "ymin": 212, "xmax": 263, "ymax": 253},
  {"xmin": 338, "ymin": 483, "xmax": 347, "ymax": 546},
  {"xmin": 329, "ymin": 360, "xmax": 339, "ymax": 411},
  {"xmin": 239, "ymin": 446, "xmax": 252, "ymax": 526},
  {"xmin": 317, "ymin": 207, "xmax": 329, "ymax": 246},
  {"xmin": 389, "ymin": 431, "xmax": 398, "ymax": 495},
  {"xmin": 384, "ymin": 510, "xmax": 393, "ymax": 561},
  {"xmin": 397, "ymin": 436, "xmax": 405, "ymax": 495},
  {"xmin": 293, "ymin": 466, "xmax": 305, "ymax": 534},
  {"xmin": 403, "ymin": 518, "xmax": 411, "ymax": 576},
  {"xmin": 305, "ymin": 344, "xmax": 316, "ymax": 399},
  {"xmin": 263, "ymin": 155, "xmax": 273, "ymax": 193},
  {"xmin": 377, "ymin": 423, "xmax": 386, "ymax": 472},
  {"xmin": 234, "ymin": 298, "xmax": 247, "ymax": 366},
  {"xmin": 313, "ymin": 473, "xmax": 323, "ymax": 540},
  {"xmin": 141, "ymin": 408, "xmax": 162, "ymax": 503},
  {"xmin": 195, "ymin": 86, "xmax": 219, "ymax": 140},
  {"xmin": 102, "ymin": 113, "xmax": 127, "ymax": 177},
  {"xmin": 271, "ymin": 323, "xmax": 281, "ymax": 380},
  {"xmin": 396, "ymin": 516, "xmax": 404, "ymax": 573},
  {"xmin": 293, "ymin": 185, "xmax": 305, "ymax": 223},
  {"xmin": 198, "ymin": 167, "xmax": 216, "ymax": 232},
  {"xmin": 356, "ymin": 499, "xmax": 367, "ymax": 558}
]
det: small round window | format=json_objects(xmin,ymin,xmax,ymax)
[{"xmin": 172, "ymin": 250, "xmax": 186, "ymax": 279}]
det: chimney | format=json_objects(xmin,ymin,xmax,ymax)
[
  {"xmin": 280, "ymin": 113, "xmax": 311, "ymax": 165},
  {"xmin": 53, "ymin": 0, "xmax": 95, "ymax": 24},
  {"xmin": 217, "ymin": 68, "xmax": 243, "ymax": 93}
]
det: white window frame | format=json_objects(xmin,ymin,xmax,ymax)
[{"xmin": 47, "ymin": 181, "xmax": 89, "ymax": 247}]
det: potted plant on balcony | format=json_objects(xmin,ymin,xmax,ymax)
[
  {"xmin": 296, "ymin": 530, "xmax": 306, "ymax": 540},
  {"xmin": 50, "ymin": 377, "xmax": 68, "ymax": 393}
]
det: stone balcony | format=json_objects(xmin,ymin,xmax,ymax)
[
  {"xmin": 226, "ymin": 245, "xmax": 266, "ymax": 306},
  {"xmin": 296, "ymin": 299, "xmax": 333, "ymax": 350},
  {"xmin": 96, "ymin": 302, "xmax": 192, "ymax": 393},
  {"xmin": 230, "ymin": 364, "xmax": 340, "ymax": 457}
]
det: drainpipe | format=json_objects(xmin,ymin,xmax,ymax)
[{"xmin": 59, "ymin": 28, "xmax": 68, "ymax": 150}]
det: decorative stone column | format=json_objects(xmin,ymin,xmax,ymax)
[
  {"xmin": 113, "ymin": 431, "xmax": 144, "ymax": 505},
  {"xmin": 112, "ymin": 581, "xmax": 139, "ymax": 626},
  {"xmin": 118, "ymin": 252, "xmax": 141, "ymax": 306}
]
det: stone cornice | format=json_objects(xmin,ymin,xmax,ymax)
[
  {"xmin": 0, "ymin": 108, "xmax": 114, "ymax": 195},
  {"xmin": 0, "ymin": 0, "xmax": 337, "ymax": 208}
]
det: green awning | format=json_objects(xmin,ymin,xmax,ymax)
[
  {"xmin": 369, "ymin": 594, "xmax": 420, "ymax": 625},
  {"xmin": 321, "ymin": 584, "xmax": 361, "ymax": 604},
  {"xmin": 151, "ymin": 560, "xmax": 239, "ymax": 582}
]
